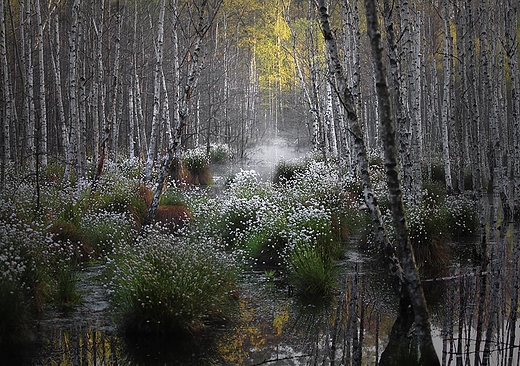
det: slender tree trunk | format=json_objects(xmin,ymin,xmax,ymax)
[
  {"xmin": 1, "ymin": 0, "xmax": 13, "ymax": 168},
  {"xmin": 144, "ymin": 0, "xmax": 165, "ymax": 181},
  {"xmin": 364, "ymin": 0, "xmax": 440, "ymax": 364},
  {"xmin": 24, "ymin": 0, "xmax": 36, "ymax": 170},
  {"xmin": 409, "ymin": 7, "xmax": 423, "ymax": 201},
  {"xmin": 171, "ymin": 0, "xmax": 180, "ymax": 152},
  {"xmin": 287, "ymin": 14, "xmax": 320, "ymax": 152},
  {"xmin": 441, "ymin": 0, "xmax": 453, "ymax": 194},
  {"xmin": 144, "ymin": 0, "xmax": 215, "ymax": 226},
  {"xmin": 316, "ymin": 0, "xmax": 406, "ymax": 298},
  {"xmin": 161, "ymin": 69, "xmax": 171, "ymax": 146},
  {"xmin": 50, "ymin": 13, "xmax": 68, "ymax": 157},
  {"xmin": 78, "ymin": 68, "xmax": 86, "ymax": 180},
  {"xmin": 35, "ymin": 0, "xmax": 47, "ymax": 167},
  {"xmin": 134, "ymin": 72, "xmax": 146, "ymax": 159},
  {"xmin": 109, "ymin": 0, "xmax": 121, "ymax": 161},
  {"xmin": 504, "ymin": 0, "xmax": 520, "ymax": 216},
  {"xmin": 63, "ymin": 0, "xmax": 80, "ymax": 183},
  {"xmin": 128, "ymin": 82, "xmax": 135, "ymax": 160}
]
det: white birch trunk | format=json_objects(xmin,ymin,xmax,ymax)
[
  {"xmin": 317, "ymin": 0, "xmax": 405, "ymax": 289},
  {"xmin": 441, "ymin": 0, "xmax": 453, "ymax": 194},
  {"xmin": 50, "ymin": 13, "xmax": 68, "ymax": 156},
  {"xmin": 24, "ymin": 0, "xmax": 36, "ymax": 170},
  {"xmin": 0, "ymin": 0, "xmax": 12, "ymax": 163},
  {"xmin": 128, "ymin": 82, "xmax": 135, "ymax": 160},
  {"xmin": 287, "ymin": 14, "xmax": 320, "ymax": 152},
  {"xmin": 144, "ymin": 0, "xmax": 166, "ymax": 181},
  {"xmin": 169, "ymin": 0, "xmax": 180, "ymax": 153},
  {"xmin": 505, "ymin": 0, "xmax": 520, "ymax": 216},
  {"xmin": 94, "ymin": 0, "xmax": 105, "ymax": 165},
  {"xmin": 134, "ymin": 73, "xmax": 146, "ymax": 160},
  {"xmin": 35, "ymin": 0, "xmax": 47, "ymax": 167},
  {"xmin": 63, "ymin": 0, "xmax": 80, "ymax": 183},
  {"xmin": 324, "ymin": 78, "xmax": 334, "ymax": 156},
  {"xmin": 145, "ymin": 0, "xmax": 211, "ymax": 226},
  {"xmin": 78, "ymin": 66, "xmax": 87, "ymax": 179},
  {"xmin": 364, "ymin": 0, "xmax": 440, "ymax": 362},
  {"xmin": 396, "ymin": 0, "xmax": 414, "ymax": 201},
  {"xmin": 409, "ymin": 11, "xmax": 423, "ymax": 201},
  {"xmin": 109, "ymin": 2, "xmax": 122, "ymax": 160},
  {"xmin": 161, "ymin": 69, "xmax": 172, "ymax": 146},
  {"xmin": 466, "ymin": 0, "xmax": 483, "ymax": 195}
]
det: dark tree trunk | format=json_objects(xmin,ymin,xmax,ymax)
[{"xmin": 364, "ymin": 0, "xmax": 440, "ymax": 364}]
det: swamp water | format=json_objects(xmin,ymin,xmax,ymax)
[{"xmin": 8, "ymin": 197, "xmax": 520, "ymax": 365}]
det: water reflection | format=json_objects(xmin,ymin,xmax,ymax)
[{"xmin": 25, "ymin": 221, "xmax": 520, "ymax": 365}]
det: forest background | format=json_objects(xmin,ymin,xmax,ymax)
[{"xmin": 0, "ymin": 0, "xmax": 518, "ymax": 211}]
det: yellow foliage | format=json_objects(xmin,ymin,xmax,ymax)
[
  {"xmin": 217, "ymin": 299, "xmax": 266, "ymax": 364},
  {"xmin": 273, "ymin": 302, "xmax": 290, "ymax": 335}
]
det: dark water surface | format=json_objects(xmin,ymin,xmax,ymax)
[{"xmin": 11, "ymin": 203, "xmax": 520, "ymax": 365}]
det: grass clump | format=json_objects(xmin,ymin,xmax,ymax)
[
  {"xmin": 209, "ymin": 143, "xmax": 233, "ymax": 164},
  {"xmin": 285, "ymin": 204, "xmax": 342, "ymax": 296},
  {"xmin": 289, "ymin": 243, "xmax": 337, "ymax": 297},
  {"xmin": 110, "ymin": 233, "xmax": 239, "ymax": 335},
  {"xmin": 273, "ymin": 160, "xmax": 306, "ymax": 184},
  {"xmin": 182, "ymin": 148, "xmax": 212, "ymax": 185},
  {"xmin": 79, "ymin": 210, "xmax": 135, "ymax": 258},
  {"xmin": 0, "ymin": 216, "xmax": 52, "ymax": 346},
  {"xmin": 442, "ymin": 196, "xmax": 478, "ymax": 237}
]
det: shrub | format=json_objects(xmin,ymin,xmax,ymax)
[
  {"xmin": 182, "ymin": 148, "xmax": 210, "ymax": 174},
  {"xmin": 48, "ymin": 221, "xmax": 93, "ymax": 263},
  {"xmin": 209, "ymin": 143, "xmax": 233, "ymax": 164},
  {"xmin": 240, "ymin": 202, "xmax": 288, "ymax": 266},
  {"xmin": 443, "ymin": 196, "xmax": 478, "ymax": 237},
  {"xmin": 226, "ymin": 169, "xmax": 271, "ymax": 199},
  {"xmin": 0, "ymin": 217, "xmax": 51, "ymax": 346},
  {"xmin": 406, "ymin": 204, "xmax": 451, "ymax": 269},
  {"xmin": 180, "ymin": 148, "xmax": 212, "ymax": 185},
  {"xmin": 159, "ymin": 187, "xmax": 186, "ymax": 206},
  {"xmin": 273, "ymin": 160, "xmax": 306, "ymax": 184},
  {"xmin": 79, "ymin": 210, "xmax": 135, "ymax": 258},
  {"xmin": 110, "ymin": 233, "xmax": 239, "ymax": 335},
  {"xmin": 288, "ymin": 242, "xmax": 337, "ymax": 297},
  {"xmin": 219, "ymin": 195, "xmax": 263, "ymax": 248}
]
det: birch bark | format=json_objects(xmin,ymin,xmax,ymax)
[
  {"xmin": 128, "ymin": 82, "xmax": 135, "ymax": 160},
  {"xmin": 63, "ymin": 0, "xmax": 80, "ymax": 183},
  {"xmin": 0, "ymin": 0, "xmax": 12, "ymax": 164},
  {"xmin": 316, "ymin": 0, "xmax": 405, "ymax": 289},
  {"xmin": 364, "ymin": 0, "xmax": 439, "ymax": 363},
  {"xmin": 50, "ymin": 13, "xmax": 67, "ymax": 156},
  {"xmin": 144, "ymin": 0, "xmax": 166, "ymax": 181},
  {"xmin": 441, "ymin": 0, "xmax": 453, "ymax": 194},
  {"xmin": 35, "ymin": 0, "xmax": 47, "ymax": 167},
  {"xmin": 144, "ymin": 0, "xmax": 216, "ymax": 226},
  {"xmin": 24, "ymin": 0, "xmax": 36, "ymax": 170},
  {"xmin": 109, "ymin": 0, "xmax": 121, "ymax": 161},
  {"xmin": 504, "ymin": 0, "xmax": 520, "ymax": 216}
]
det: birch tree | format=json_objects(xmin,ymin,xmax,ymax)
[
  {"xmin": 364, "ymin": 0, "xmax": 439, "ymax": 363},
  {"xmin": 109, "ymin": 0, "xmax": 122, "ymax": 162},
  {"xmin": 1, "ymin": 0, "xmax": 13, "ymax": 170},
  {"xmin": 144, "ymin": 0, "xmax": 221, "ymax": 226},
  {"xmin": 504, "ymin": 0, "xmax": 520, "ymax": 216},
  {"xmin": 50, "ymin": 12, "xmax": 67, "ymax": 158},
  {"xmin": 23, "ymin": 0, "xmax": 36, "ymax": 170},
  {"xmin": 63, "ymin": 0, "xmax": 80, "ymax": 183},
  {"xmin": 144, "ymin": 0, "xmax": 166, "ymax": 182},
  {"xmin": 440, "ymin": 0, "xmax": 453, "ymax": 194},
  {"xmin": 35, "ymin": 0, "xmax": 47, "ymax": 167}
]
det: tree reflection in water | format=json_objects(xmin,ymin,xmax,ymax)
[{"xmin": 25, "ymin": 220, "xmax": 520, "ymax": 365}]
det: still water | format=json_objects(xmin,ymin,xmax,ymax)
[{"xmin": 11, "ymin": 210, "xmax": 520, "ymax": 365}]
